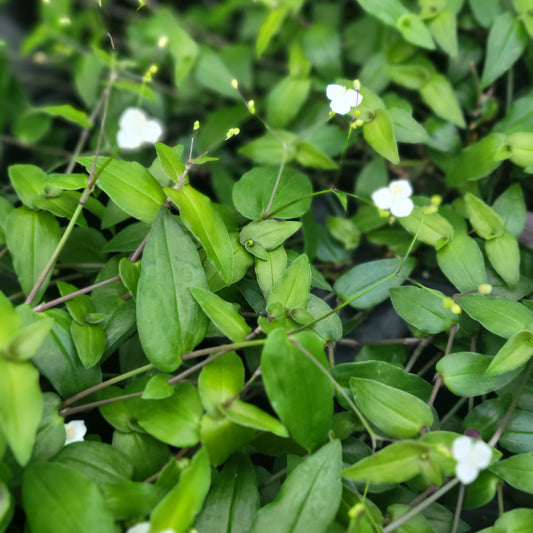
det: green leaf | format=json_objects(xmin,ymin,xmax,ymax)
[
  {"xmin": 399, "ymin": 206, "xmax": 454, "ymax": 249},
  {"xmin": 70, "ymin": 322, "xmax": 107, "ymax": 368},
  {"xmin": 232, "ymin": 166, "xmax": 312, "ymax": 220},
  {"xmin": 460, "ymin": 294, "xmax": 533, "ymax": 338},
  {"xmin": 485, "ymin": 231, "xmax": 520, "ymax": 287},
  {"xmin": 397, "ymin": 14, "xmax": 435, "ymax": 49},
  {"xmin": 465, "ymin": 193, "xmax": 506, "ymax": 240},
  {"xmin": 250, "ymin": 440, "xmax": 342, "ymax": 533},
  {"xmin": 267, "ymin": 76, "xmax": 311, "ymax": 128},
  {"xmin": 191, "ymin": 288, "xmax": 251, "ymax": 342},
  {"xmin": 428, "ymin": 9, "xmax": 458, "ymax": 57},
  {"xmin": 166, "ymin": 186, "xmax": 233, "ymax": 284},
  {"xmin": 481, "ymin": 12, "xmax": 528, "ymax": 88},
  {"xmin": 151, "ymin": 447, "xmax": 211, "ymax": 532},
  {"xmin": 363, "ymin": 108, "xmax": 399, "ymax": 164},
  {"xmin": 57, "ymin": 281, "xmax": 94, "ymax": 324},
  {"xmin": 0, "ymin": 358, "xmax": 43, "ymax": 465},
  {"xmin": 6, "ymin": 207, "xmax": 61, "ymax": 302},
  {"xmin": 39, "ymin": 104, "xmax": 92, "ymax": 129},
  {"xmin": 437, "ymin": 352, "xmax": 522, "ymax": 396},
  {"xmin": 127, "ymin": 382, "xmax": 203, "ymax": 447},
  {"xmin": 5, "ymin": 317, "xmax": 54, "ymax": 361},
  {"xmin": 195, "ymin": 47, "xmax": 243, "ymax": 99},
  {"xmin": 261, "ymin": 330, "xmax": 334, "ymax": 452},
  {"xmin": 137, "ymin": 209, "xmax": 208, "ymax": 371},
  {"xmin": 437, "ymin": 234, "xmax": 487, "ymax": 292},
  {"xmin": 118, "ymin": 258, "xmax": 141, "ymax": 299},
  {"xmin": 479, "ymin": 509, "xmax": 533, "ymax": 533},
  {"xmin": 445, "ymin": 133, "xmax": 508, "ymax": 186},
  {"xmin": 507, "ymin": 132, "xmax": 533, "ymax": 167},
  {"xmin": 356, "ymin": 0, "xmax": 408, "ymax": 26},
  {"xmin": 350, "ymin": 378, "xmax": 433, "ymax": 438},
  {"xmin": 492, "ymin": 183, "xmax": 527, "ymax": 237},
  {"xmin": 154, "ymin": 143, "xmax": 185, "ymax": 183},
  {"xmin": 198, "ymin": 352, "xmax": 244, "ymax": 417},
  {"xmin": 142, "ymin": 374, "xmax": 174, "ymax": 400},
  {"xmin": 267, "ymin": 254, "xmax": 311, "ymax": 312},
  {"xmin": 489, "ymin": 452, "xmax": 533, "ymax": 494},
  {"xmin": 54, "ymin": 441, "xmax": 133, "ymax": 484},
  {"xmin": 343, "ymin": 441, "xmax": 429, "ymax": 483},
  {"xmin": 388, "ymin": 106, "xmax": 430, "ymax": 143},
  {"xmin": 420, "ymin": 73, "xmax": 465, "ymax": 128},
  {"xmin": 486, "ymin": 330, "xmax": 533, "ymax": 375},
  {"xmin": 295, "ymin": 141, "xmax": 339, "ymax": 170},
  {"xmin": 221, "ymin": 400, "xmax": 289, "ymax": 437},
  {"xmin": 390, "ymin": 286, "xmax": 456, "ymax": 334},
  {"xmin": 22, "ymin": 462, "xmax": 115, "ymax": 533},
  {"xmin": 257, "ymin": 6, "xmax": 287, "ymax": 57},
  {"xmin": 0, "ymin": 290, "xmax": 21, "ymax": 349},
  {"xmin": 101, "ymin": 481, "xmax": 166, "ymax": 520},
  {"xmin": 469, "ymin": 0, "xmax": 504, "ymax": 28},
  {"xmin": 334, "ymin": 257, "xmax": 415, "ymax": 310},
  {"xmin": 77, "ymin": 157, "xmax": 166, "ymax": 224},
  {"xmin": 195, "ymin": 454, "xmax": 260, "ymax": 533},
  {"xmin": 240, "ymin": 220, "xmax": 302, "ymax": 260},
  {"xmin": 255, "ymin": 246, "xmax": 288, "ymax": 299}
]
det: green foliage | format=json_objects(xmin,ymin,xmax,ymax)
[{"xmin": 2, "ymin": 0, "xmax": 533, "ymax": 531}]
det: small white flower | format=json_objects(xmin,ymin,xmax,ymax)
[
  {"xmin": 117, "ymin": 107, "xmax": 163, "ymax": 150},
  {"xmin": 126, "ymin": 523, "xmax": 150, "ymax": 533},
  {"xmin": 326, "ymin": 84, "xmax": 363, "ymax": 115},
  {"xmin": 64, "ymin": 420, "xmax": 87, "ymax": 445},
  {"xmin": 371, "ymin": 179, "xmax": 414, "ymax": 218},
  {"xmin": 452, "ymin": 435, "xmax": 492, "ymax": 484}
]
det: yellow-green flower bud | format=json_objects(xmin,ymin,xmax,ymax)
[
  {"xmin": 193, "ymin": 120, "xmax": 200, "ymax": 131},
  {"xmin": 231, "ymin": 79, "xmax": 239, "ymax": 89},
  {"xmin": 443, "ymin": 296, "xmax": 455, "ymax": 309},
  {"xmin": 423, "ymin": 204, "xmax": 438, "ymax": 215},
  {"xmin": 431, "ymin": 194, "xmax": 443, "ymax": 206},
  {"xmin": 478, "ymin": 283, "xmax": 493, "ymax": 295},
  {"xmin": 451, "ymin": 303, "xmax": 462, "ymax": 315}
]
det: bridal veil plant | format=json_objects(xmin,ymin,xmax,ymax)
[{"xmin": 1, "ymin": 0, "xmax": 533, "ymax": 532}]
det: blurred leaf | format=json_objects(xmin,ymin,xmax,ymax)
[
  {"xmin": 420, "ymin": 73, "xmax": 465, "ymax": 128},
  {"xmin": 492, "ymin": 183, "xmax": 527, "ymax": 237},
  {"xmin": 481, "ymin": 12, "xmax": 528, "ymax": 88},
  {"xmin": 428, "ymin": 9, "xmax": 458, "ymax": 57},
  {"xmin": 486, "ymin": 330, "xmax": 533, "ymax": 375},
  {"xmin": 363, "ymin": 108, "xmax": 399, "ymax": 164},
  {"xmin": 485, "ymin": 231, "xmax": 520, "ymax": 287},
  {"xmin": 356, "ymin": 0, "xmax": 408, "ymax": 26},
  {"xmin": 257, "ymin": 6, "xmax": 287, "ymax": 57},
  {"xmin": 22, "ymin": 462, "xmax": 115, "ymax": 533},
  {"xmin": 267, "ymin": 76, "xmax": 311, "ymax": 128},
  {"xmin": 397, "ymin": 14, "xmax": 435, "ymax": 49},
  {"xmin": 250, "ymin": 440, "xmax": 342, "ymax": 533},
  {"xmin": 39, "ymin": 104, "xmax": 92, "ymax": 129}
]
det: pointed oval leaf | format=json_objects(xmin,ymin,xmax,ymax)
[
  {"xmin": 232, "ymin": 166, "xmax": 312, "ymax": 220},
  {"xmin": 250, "ymin": 440, "xmax": 342, "ymax": 533},
  {"xmin": 6, "ymin": 206, "xmax": 61, "ymax": 302},
  {"xmin": 363, "ymin": 108, "xmax": 399, "ymax": 164},
  {"xmin": 350, "ymin": 377, "xmax": 433, "ymax": 438},
  {"xmin": 420, "ymin": 73, "xmax": 465, "ymax": 128},
  {"xmin": 465, "ymin": 193, "xmax": 506, "ymax": 240},
  {"xmin": 0, "ymin": 358, "xmax": 43, "ymax": 466},
  {"xmin": 486, "ymin": 330, "xmax": 533, "ymax": 376},
  {"xmin": 437, "ymin": 352, "xmax": 522, "ymax": 396},
  {"xmin": 267, "ymin": 254, "xmax": 311, "ymax": 312},
  {"xmin": 459, "ymin": 294, "xmax": 533, "ymax": 338},
  {"xmin": 191, "ymin": 288, "xmax": 251, "ymax": 342},
  {"xmin": 198, "ymin": 352, "xmax": 244, "ymax": 417},
  {"xmin": 255, "ymin": 246, "xmax": 288, "ymax": 299},
  {"xmin": 166, "ymin": 186, "xmax": 233, "ymax": 284},
  {"xmin": 481, "ymin": 12, "xmax": 528, "ymax": 88},
  {"xmin": 399, "ymin": 206, "xmax": 454, "ymax": 249},
  {"xmin": 492, "ymin": 183, "xmax": 527, "ymax": 237},
  {"xmin": 195, "ymin": 453, "xmax": 260, "ymax": 533},
  {"xmin": 489, "ymin": 452, "xmax": 533, "ymax": 494},
  {"xmin": 485, "ymin": 231, "xmax": 520, "ymax": 287},
  {"xmin": 154, "ymin": 142, "xmax": 185, "ymax": 182},
  {"xmin": 334, "ymin": 257, "xmax": 415, "ymax": 310},
  {"xmin": 78, "ymin": 157, "xmax": 165, "ymax": 224},
  {"xmin": 137, "ymin": 208, "xmax": 208, "ymax": 371},
  {"xmin": 70, "ymin": 322, "xmax": 106, "ymax": 368},
  {"xmin": 150, "ymin": 447, "xmax": 211, "ymax": 533},
  {"xmin": 397, "ymin": 13, "xmax": 435, "ymax": 49},
  {"xmin": 343, "ymin": 441, "xmax": 428, "ymax": 484},
  {"xmin": 22, "ymin": 462, "xmax": 115, "ymax": 533},
  {"xmin": 261, "ymin": 330, "xmax": 334, "ymax": 452},
  {"xmin": 240, "ymin": 220, "xmax": 301, "ymax": 257},
  {"xmin": 390, "ymin": 286, "xmax": 457, "ymax": 334},
  {"xmin": 437, "ymin": 234, "xmax": 487, "ymax": 292}
]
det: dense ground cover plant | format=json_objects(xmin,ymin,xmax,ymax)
[{"xmin": 2, "ymin": 0, "xmax": 533, "ymax": 531}]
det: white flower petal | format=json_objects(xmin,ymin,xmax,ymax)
[
  {"xmin": 126, "ymin": 522, "xmax": 151, "ymax": 533},
  {"xmin": 371, "ymin": 187, "xmax": 394, "ymax": 210},
  {"xmin": 344, "ymin": 89, "xmax": 362, "ymax": 108},
  {"xmin": 117, "ymin": 129, "xmax": 144, "ymax": 150},
  {"xmin": 326, "ymin": 84, "xmax": 346, "ymax": 101},
  {"xmin": 329, "ymin": 99, "xmax": 352, "ymax": 115},
  {"xmin": 65, "ymin": 420, "xmax": 87, "ymax": 445},
  {"xmin": 119, "ymin": 107, "xmax": 147, "ymax": 130},
  {"xmin": 390, "ymin": 197, "xmax": 414, "ymax": 217},
  {"xmin": 452, "ymin": 436, "xmax": 474, "ymax": 461},
  {"xmin": 142, "ymin": 119, "xmax": 164, "ymax": 143},
  {"xmin": 471, "ymin": 441, "xmax": 492, "ymax": 469},
  {"xmin": 389, "ymin": 179, "xmax": 413, "ymax": 199},
  {"xmin": 455, "ymin": 462, "xmax": 479, "ymax": 484}
]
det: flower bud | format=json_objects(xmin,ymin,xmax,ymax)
[
  {"xmin": 478, "ymin": 283, "xmax": 492, "ymax": 295},
  {"xmin": 451, "ymin": 303, "xmax": 462, "ymax": 315},
  {"xmin": 231, "ymin": 79, "xmax": 239, "ymax": 89},
  {"xmin": 443, "ymin": 297, "xmax": 455, "ymax": 309}
]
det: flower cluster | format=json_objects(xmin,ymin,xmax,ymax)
[
  {"xmin": 326, "ymin": 83, "xmax": 363, "ymax": 115},
  {"xmin": 452, "ymin": 435, "xmax": 492, "ymax": 484},
  {"xmin": 371, "ymin": 179, "xmax": 414, "ymax": 218},
  {"xmin": 117, "ymin": 107, "xmax": 164, "ymax": 150}
]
